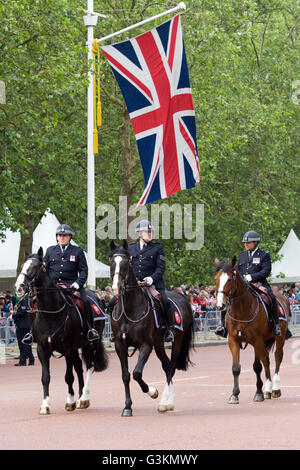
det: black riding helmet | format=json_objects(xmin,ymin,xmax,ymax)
[
  {"xmin": 242, "ymin": 231, "xmax": 260, "ymax": 243},
  {"xmin": 56, "ymin": 224, "xmax": 74, "ymax": 237}
]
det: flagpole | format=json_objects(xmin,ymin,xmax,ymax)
[
  {"xmin": 97, "ymin": 2, "xmax": 186, "ymax": 44},
  {"xmin": 83, "ymin": 1, "xmax": 108, "ymax": 289}
]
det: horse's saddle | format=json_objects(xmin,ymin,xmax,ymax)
[
  {"xmin": 250, "ymin": 282, "xmax": 272, "ymax": 310},
  {"xmin": 137, "ymin": 281, "xmax": 162, "ymax": 303},
  {"xmin": 58, "ymin": 283, "xmax": 84, "ymax": 313},
  {"xmin": 146, "ymin": 285, "xmax": 162, "ymax": 303}
]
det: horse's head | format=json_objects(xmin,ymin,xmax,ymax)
[
  {"xmin": 108, "ymin": 240, "xmax": 131, "ymax": 297},
  {"xmin": 15, "ymin": 247, "xmax": 44, "ymax": 296},
  {"xmin": 214, "ymin": 256, "xmax": 237, "ymax": 309}
]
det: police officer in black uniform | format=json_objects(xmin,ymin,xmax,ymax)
[
  {"xmin": 22, "ymin": 224, "xmax": 99, "ymax": 344},
  {"xmin": 215, "ymin": 230, "xmax": 281, "ymax": 337},
  {"xmin": 129, "ymin": 220, "xmax": 175, "ymax": 342},
  {"xmin": 13, "ymin": 294, "xmax": 35, "ymax": 365}
]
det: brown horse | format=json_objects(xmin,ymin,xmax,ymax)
[{"xmin": 215, "ymin": 256, "xmax": 290, "ymax": 404}]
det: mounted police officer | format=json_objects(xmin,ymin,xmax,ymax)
[
  {"xmin": 22, "ymin": 224, "xmax": 99, "ymax": 344},
  {"xmin": 215, "ymin": 230, "xmax": 281, "ymax": 338},
  {"xmin": 128, "ymin": 220, "xmax": 175, "ymax": 342}
]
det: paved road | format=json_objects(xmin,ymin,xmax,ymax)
[{"xmin": 1, "ymin": 339, "xmax": 300, "ymax": 450}]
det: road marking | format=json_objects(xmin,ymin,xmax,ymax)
[{"xmin": 150, "ymin": 376, "xmax": 209, "ymax": 385}]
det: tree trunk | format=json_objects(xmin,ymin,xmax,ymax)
[{"xmin": 17, "ymin": 214, "xmax": 35, "ymax": 274}]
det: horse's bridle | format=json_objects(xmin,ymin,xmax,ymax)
[
  {"xmin": 110, "ymin": 253, "xmax": 151, "ymax": 322},
  {"xmin": 111, "ymin": 253, "xmax": 140, "ymax": 293},
  {"xmin": 22, "ymin": 260, "xmax": 71, "ymax": 315},
  {"xmin": 217, "ymin": 271, "xmax": 259, "ymax": 324},
  {"xmin": 217, "ymin": 271, "xmax": 249, "ymax": 303}
]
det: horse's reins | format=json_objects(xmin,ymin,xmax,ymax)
[
  {"xmin": 111, "ymin": 253, "xmax": 151, "ymax": 323},
  {"xmin": 24, "ymin": 261, "xmax": 76, "ymax": 349},
  {"xmin": 218, "ymin": 273, "xmax": 260, "ymax": 324}
]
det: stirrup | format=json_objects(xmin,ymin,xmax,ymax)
[
  {"xmin": 22, "ymin": 332, "xmax": 33, "ymax": 345},
  {"xmin": 273, "ymin": 324, "xmax": 281, "ymax": 336},
  {"xmin": 214, "ymin": 326, "xmax": 227, "ymax": 338},
  {"xmin": 164, "ymin": 328, "xmax": 174, "ymax": 343},
  {"xmin": 87, "ymin": 329, "xmax": 100, "ymax": 342}
]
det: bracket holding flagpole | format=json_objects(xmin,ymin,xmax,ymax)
[{"xmin": 97, "ymin": 2, "xmax": 186, "ymax": 44}]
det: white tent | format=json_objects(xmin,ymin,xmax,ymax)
[
  {"xmin": 270, "ymin": 229, "xmax": 300, "ymax": 284},
  {"xmin": 0, "ymin": 210, "xmax": 110, "ymax": 279}
]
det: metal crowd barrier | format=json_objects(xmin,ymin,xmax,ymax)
[{"xmin": 1, "ymin": 304, "xmax": 300, "ymax": 361}]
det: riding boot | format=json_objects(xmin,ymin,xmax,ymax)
[
  {"xmin": 83, "ymin": 302, "xmax": 100, "ymax": 342},
  {"xmin": 214, "ymin": 310, "xmax": 228, "ymax": 338},
  {"xmin": 164, "ymin": 310, "xmax": 175, "ymax": 343},
  {"xmin": 271, "ymin": 299, "xmax": 281, "ymax": 336}
]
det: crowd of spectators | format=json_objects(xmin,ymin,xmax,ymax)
[
  {"xmin": 96, "ymin": 282, "xmax": 300, "ymax": 319},
  {"xmin": 0, "ymin": 291, "xmax": 18, "ymax": 319},
  {"xmin": 1, "ymin": 282, "xmax": 300, "ymax": 322}
]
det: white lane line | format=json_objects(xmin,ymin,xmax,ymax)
[{"xmin": 150, "ymin": 376, "xmax": 209, "ymax": 385}]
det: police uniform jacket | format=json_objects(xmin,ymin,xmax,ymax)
[
  {"xmin": 43, "ymin": 244, "xmax": 88, "ymax": 288},
  {"xmin": 238, "ymin": 247, "xmax": 271, "ymax": 287},
  {"xmin": 12, "ymin": 295, "xmax": 30, "ymax": 329},
  {"xmin": 129, "ymin": 241, "xmax": 166, "ymax": 290}
]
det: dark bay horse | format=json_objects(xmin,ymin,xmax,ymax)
[
  {"xmin": 215, "ymin": 256, "xmax": 290, "ymax": 404},
  {"xmin": 15, "ymin": 248, "xmax": 108, "ymax": 414},
  {"xmin": 109, "ymin": 241, "xmax": 194, "ymax": 416}
]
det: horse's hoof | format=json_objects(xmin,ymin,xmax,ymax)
[
  {"xmin": 40, "ymin": 406, "xmax": 50, "ymax": 415},
  {"xmin": 167, "ymin": 404, "xmax": 174, "ymax": 411},
  {"xmin": 76, "ymin": 399, "xmax": 90, "ymax": 409},
  {"xmin": 122, "ymin": 408, "xmax": 132, "ymax": 417},
  {"xmin": 150, "ymin": 389, "xmax": 159, "ymax": 399},
  {"xmin": 158, "ymin": 404, "xmax": 168, "ymax": 412},
  {"xmin": 254, "ymin": 393, "xmax": 264, "ymax": 402},
  {"xmin": 228, "ymin": 395, "xmax": 239, "ymax": 404},
  {"xmin": 264, "ymin": 392, "xmax": 272, "ymax": 400},
  {"xmin": 272, "ymin": 390, "xmax": 281, "ymax": 398},
  {"xmin": 65, "ymin": 402, "xmax": 76, "ymax": 412}
]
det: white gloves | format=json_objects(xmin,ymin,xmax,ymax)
[
  {"xmin": 143, "ymin": 276, "xmax": 153, "ymax": 286},
  {"xmin": 71, "ymin": 282, "xmax": 80, "ymax": 290},
  {"xmin": 244, "ymin": 274, "xmax": 252, "ymax": 282}
]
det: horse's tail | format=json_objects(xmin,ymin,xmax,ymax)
[
  {"xmin": 82, "ymin": 337, "xmax": 109, "ymax": 372},
  {"xmin": 176, "ymin": 318, "xmax": 195, "ymax": 371},
  {"xmin": 93, "ymin": 338, "xmax": 109, "ymax": 372}
]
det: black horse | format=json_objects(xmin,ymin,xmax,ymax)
[
  {"xmin": 15, "ymin": 247, "xmax": 108, "ymax": 415},
  {"xmin": 109, "ymin": 240, "xmax": 194, "ymax": 416}
]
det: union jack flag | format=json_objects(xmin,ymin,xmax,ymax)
[{"xmin": 101, "ymin": 15, "xmax": 201, "ymax": 206}]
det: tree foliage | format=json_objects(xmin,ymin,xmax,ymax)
[{"xmin": 0, "ymin": 0, "xmax": 299, "ymax": 284}]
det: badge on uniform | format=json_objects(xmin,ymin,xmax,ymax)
[
  {"xmin": 70, "ymin": 255, "xmax": 76, "ymax": 262},
  {"xmin": 253, "ymin": 257, "xmax": 260, "ymax": 264}
]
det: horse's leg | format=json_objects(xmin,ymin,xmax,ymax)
[
  {"xmin": 272, "ymin": 332, "xmax": 285, "ymax": 398},
  {"xmin": 154, "ymin": 341, "xmax": 173, "ymax": 412},
  {"xmin": 252, "ymin": 345, "xmax": 265, "ymax": 402},
  {"xmin": 73, "ymin": 349, "xmax": 84, "ymax": 399},
  {"xmin": 258, "ymin": 343, "xmax": 272, "ymax": 400},
  {"xmin": 133, "ymin": 344, "xmax": 158, "ymax": 399},
  {"xmin": 158, "ymin": 337, "xmax": 184, "ymax": 412},
  {"xmin": 65, "ymin": 353, "xmax": 77, "ymax": 411},
  {"xmin": 228, "ymin": 336, "xmax": 241, "ymax": 404},
  {"xmin": 115, "ymin": 341, "xmax": 133, "ymax": 417},
  {"xmin": 77, "ymin": 346, "xmax": 93, "ymax": 409},
  {"xmin": 37, "ymin": 345, "xmax": 51, "ymax": 415}
]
